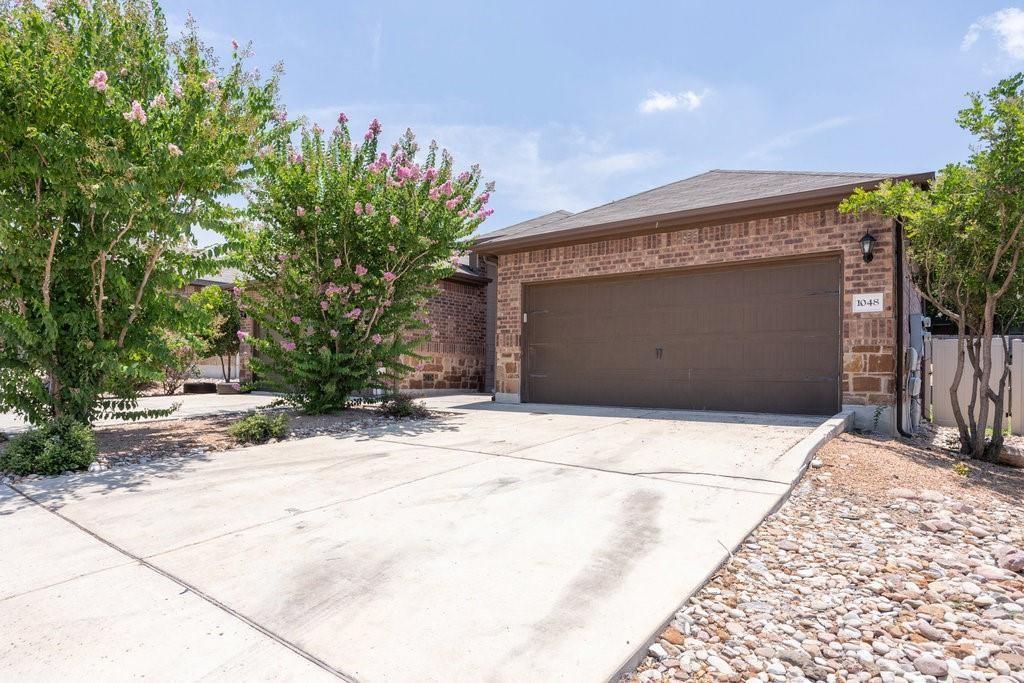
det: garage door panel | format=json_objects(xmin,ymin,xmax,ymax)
[{"xmin": 524, "ymin": 257, "xmax": 841, "ymax": 415}]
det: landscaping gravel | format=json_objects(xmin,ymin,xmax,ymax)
[{"xmin": 625, "ymin": 431, "xmax": 1024, "ymax": 683}]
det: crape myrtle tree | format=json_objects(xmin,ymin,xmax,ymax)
[
  {"xmin": 240, "ymin": 116, "xmax": 493, "ymax": 413},
  {"xmin": 0, "ymin": 0, "xmax": 285, "ymax": 425},
  {"xmin": 841, "ymin": 75, "xmax": 1024, "ymax": 461},
  {"xmin": 189, "ymin": 284, "xmax": 241, "ymax": 381}
]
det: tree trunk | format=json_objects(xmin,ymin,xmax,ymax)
[
  {"xmin": 972, "ymin": 298, "xmax": 997, "ymax": 459},
  {"xmin": 949, "ymin": 323, "xmax": 973, "ymax": 453}
]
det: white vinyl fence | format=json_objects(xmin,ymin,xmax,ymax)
[{"xmin": 927, "ymin": 337, "xmax": 1023, "ymax": 435}]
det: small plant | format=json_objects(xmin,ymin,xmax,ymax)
[
  {"xmin": 237, "ymin": 382, "xmax": 256, "ymax": 394},
  {"xmin": 228, "ymin": 412, "xmax": 289, "ymax": 445},
  {"xmin": 0, "ymin": 417, "xmax": 97, "ymax": 476},
  {"xmin": 872, "ymin": 405, "xmax": 886, "ymax": 432},
  {"xmin": 953, "ymin": 461, "xmax": 970, "ymax": 477},
  {"xmin": 379, "ymin": 394, "xmax": 430, "ymax": 419}
]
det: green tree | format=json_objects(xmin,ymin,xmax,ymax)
[
  {"xmin": 841, "ymin": 75, "xmax": 1024, "ymax": 460},
  {"xmin": 189, "ymin": 284, "xmax": 241, "ymax": 381},
  {"xmin": 0, "ymin": 0, "xmax": 284, "ymax": 425},
  {"xmin": 240, "ymin": 117, "xmax": 493, "ymax": 413}
]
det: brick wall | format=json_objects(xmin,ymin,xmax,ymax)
[
  {"xmin": 399, "ymin": 278, "xmax": 487, "ymax": 392},
  {"xmin": 495, "ymin": 206, "xmax": 901, "ymax": 407}
]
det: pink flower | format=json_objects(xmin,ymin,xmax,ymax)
[
  {"xmin": 289, "ymin": 150, "xmax": 302, "ymax": 164},
  {"xmin": 364, "ymin": 203, "xmax": 375, "ymax": 216},
  {"xmin": 428, "ymin": 187, "xmax": 441, "ymax": 201},
  {"xmin": 172, "ymin": 81, "xmax": 183, "ymax": 97},
  {"xmin": 337, "ymin": 111, "xmax": 348, "ymax": 124},
  {"xmin": 333, "ymin": 257, "xmax": 342, "ymax": 268},
  {"xmin": 350, "ymin": 283, "xmax": 362, "ymax": 293},
  {"xmin": 122, "ymin": 100, "xmax": 147, "ymax": 124},
  {"xmin": 364, "ymin": 117, "xmax": 382, "ymax": 141},
  {"xmin": 273, "ymin": 108, "xmax": 287, "ymax": 123},
  {"xmin": 389, "ymin": 215, "xmax": 399, "ymax": 226},
  {"xmin": 354, "ymin": 264, "xmax": 368, "ymax": 276},
  {"xmin": 329, "ymin": 329, "xmax": 339, "ymax": 338},
  {"xmin": 314, "ymin": 206, "xmax": 322, "ymax": 214},
  {"xmin": 296, "ymin": 206, "xmax": 306, "ymax": 217},
  {"xmin": 231, "ymin": 39, "xmax": 239, "ymax": 50},
  {"xmin": 371, "ymin": 333, "xmax": 383, "ymax": 345},
  {"xmin": 438, "ymin": 181, "xmax": 453, "ymax": 196},
  {"xmin": 354, "ymin": 202, "xmax": 363, "ymax": 215},
  {"xmin": 203, "ymin": 76, "xmax": 219, "ymax": 92},
  {"xmin": 119, "ymin": 67, "xmax": 128, "ymax": 77},
  {"xmin": 425, "ymin": 167, "xmax": 439, "ymax": 180},
  {"xmin": 150, "ymin": 92, "xmax": 167, "ymax": 109},
  {"xmin": 232, "ymin": 287, "xmax": 241, "ymax": 296},
  {"xmin": 236, "ymin": 330, "xmax": 249, "ymax": 340},
  {"xmin": 382, "ymin": 271, "xmax": 396, "ymax": 282},
  {"xmin": 445, "ymin": 196, "xmax": 462, "ymax": 210},
  {"xmin": 312, "ymin": 123, "xmax": 323, "ymax": 135},
  {"xmin": 345, "ymin": 307, "xmax": 362, "ymax": 319},
  {"xmin": 280, "ymin": 340, "xmax": 296, "ymax": 351},
  {"xmin": 478, "ymin": 192, "xmax": 490, "ymax": 204},
  {"xmin": 320, "ymin": 300, "xmax": 329, "ymax": 311},
  {"xmin": 167, "ymin": 143, "xmax": 182, "ymax": 157},
  {"xmin": 458, "ymin": 171, "xmax": 471, "ymax": 182},
  {"xmin": 290, "ymin": 315, "xmax": 301, "ymax": 324},
  {"xmin": 278, "ymin": 253, "xmax": 288, "ymax": 262},
  {"xmin": 256, "ymin": 144, "xmax": 273, "ymax": 158},
  {"xmin": 382, "ymin": 299, "xmax": 392, "ymax": 307},
  {"xmin": 88, "ymin": 70, "xmax": 108, "ymax": 92}
]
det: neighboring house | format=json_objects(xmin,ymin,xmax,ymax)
[
  {"xmin": 183, "ymin": 267, "xmax": 248, "ymax": 381},
  {"xmin": 473, "ymin": 169, "xmax": 934, "ymax": 434}
]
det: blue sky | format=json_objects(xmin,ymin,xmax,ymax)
[{"xmin": 163, "ymin": 1, "xmax": 1024, "ymax": 236}]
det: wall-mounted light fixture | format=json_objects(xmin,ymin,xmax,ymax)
[{"xmin": 859, "ymin": 231, "xmax": 876, "ymax": 263}]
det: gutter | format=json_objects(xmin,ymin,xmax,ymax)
[{"xmin": 894, "ymin": 217, "xmax": 911, "ymax": 437}]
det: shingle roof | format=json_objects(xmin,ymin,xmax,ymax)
[{"xmin": 475, "ymin": 169, "xmax": 931, "ymax": 252}]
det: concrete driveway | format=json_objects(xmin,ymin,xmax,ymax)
[{"xmin": 0, "ymin": 395, "xmax": 841, "ymax": 682}]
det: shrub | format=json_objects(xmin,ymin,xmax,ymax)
[
  {"xmin": 0, "ymin": 0, "xmax": 284, "ymax": 426},
  {"xmin": 228, "ymin": 412, "xmax": 288, "ymax": 445},
  {"xmin": 240, "ymin": 118, "xmax": 492, "ymax": 414},
  {"xmin": 0, "ymin": 417, "xmax": 97, "ymax": 476},
  {"xmin": 379, "ymin": 394, "xmax": 430, "ymax": 419}
]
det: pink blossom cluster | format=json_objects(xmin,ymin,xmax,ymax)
[
  {"xmin": 89, "ymin": 70, "xmax": 108, "ymax": 92},
  {"xmin": 364, "ymin": 118, "xmax": 382, "ymax": 141},
  {"xmin": 150, "ymin": 92, "xmax": 167, "ymax": 109},
  {"xmin": 345, "ymin": 307, "xmax": 362, "ymax": 319},
  {"xmin": 280, "ymin": 340, "xmax": 296, "ymax": 351},
  {"xmin": 167, "ymin": 143, "xmax": 182, "ymax": 157},
  {"xmin": 122, "ymin": 100, "xmax": 147, "ymax": 124},
  {"xmin": 371, "ymin": 334, "xmax": 383, "ymax": 345},
  {"xmin": 382, "ymin": 271, "xmax": 397, "ymax": 283},
  {"xmin": 337, "ymin": 111, "xmax": 348, "ymax": 124},
  {"xmin": 203, "ymin": 76, "xmax": 219, "ymax": 93},
  {"xmin": 172, "ymin": 82, "xmax": 183, "ymax": 97},
  {"xmin": 295, "ymin": 206, "xmax": 306, "ymax": 217},
  {"xmin": 236, "ymin": 330, "xmax": 249, "ymax": 341},
  {"xmin": 354, "ymin": 264, "xmax": 368, "ymax": 276},
  {"xmin": 389, "ymin": 215, "xmax": 399, "ymax": 226}
]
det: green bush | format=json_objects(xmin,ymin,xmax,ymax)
[
  {"xmin": 379, "ymin": 394, "xmax": 430, "ymax": 419},
  {"xmin": 228, "ymin": 412, "xmax": 289, "ymax": 445},
  {"xmin": 0, "ymin": 417, "xmax": 97, "ymax": 476}
]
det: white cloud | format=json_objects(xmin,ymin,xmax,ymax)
[
  {"xmin": 963, "ymin": 8, "xmax": 1024, "ymax": 59},
  {"xmin": 745, "ymin": 116, "xmax": 853, "ymax": 161},
  {"xmin": 638, "ymin": 89, "xmax": 706, "ymax": 114}
]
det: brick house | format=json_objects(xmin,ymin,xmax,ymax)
[
  {"xmin": 200, "ymin": 261, "xmax": 494, "ymax": 393},
  {"xmin": 473, "ymin": 170, "xmax": 933, "ymax": 433}
]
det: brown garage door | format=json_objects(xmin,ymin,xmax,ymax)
[{"xmin": 523, "ymin": 256, "xmax": 841, "ymax": 415}]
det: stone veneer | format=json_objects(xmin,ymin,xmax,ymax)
[
  {"xmin": 399, "ymin": 278, "xmax": 487, "ymax": 392},
  {"xmin": 494, "ymin": 207, "xmax": 905, "ymax": 409}
]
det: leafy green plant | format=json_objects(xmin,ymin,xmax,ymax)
[
  {"xmin": 0, "ymin": 0, "xmax": 284, "ymax": 426},
  {"xmin": 227, "ymin": 412, "xmax": 288, "ymax": 445},
  {"xmin": 239, "ymin": 117, "xmax": 492, "ymax": 413},
  {"xmin": 379, "ymin": 394, "xmax": 430, "ymax": 419},
  {"xmin": 0, "ymin": 417, "xmax": 97, "ymax": 476},
  {"xmin": 953, "ymin": 461, "xmax": 970, "ymax": 477},
  {"xmin": 189, "ymin": 285, "xmax": 242, "ymax": 381}
]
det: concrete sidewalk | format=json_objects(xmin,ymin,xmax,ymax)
[
  {"xmin": 0, "ymin": 392, "xmax": 281, "ymax": 435},
  {"xmin": 1, "ymin": 395, "xmax": 837, "ymax": 681}
]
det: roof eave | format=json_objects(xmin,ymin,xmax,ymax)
[{"xmin": 474, "ymin": 172, "xmax": 934, "ymax": 255}]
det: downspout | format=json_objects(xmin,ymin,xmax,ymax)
[{"xmin": 894, "ymin": 217, "xmax": 911, "ymax": 437}]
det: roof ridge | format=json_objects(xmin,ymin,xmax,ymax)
[
  {"xmin": 555, "ymin": 170, "xmax": 722, "ymax": 222},
  {"xmin": 708, "ymin": 169, "xmax": 900, "ymax": 177}
]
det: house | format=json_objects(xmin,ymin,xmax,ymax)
[
  {"xmin": 473, "ymin": 169, "xmax": 934, "ymax": 433},
  {"xmin": 194, "ymin": 261, "xmax": 494, "ymax": 392}
]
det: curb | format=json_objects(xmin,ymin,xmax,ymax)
[{"xmin": 606, "ymin": 409, "xmax": 855, "ymax": 683}]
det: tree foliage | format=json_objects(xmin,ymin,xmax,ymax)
[
  {"xmin": 189, "ymin": 284, "xmax": 240, "ymax": 380},
  {"xmin": 0, "ymin": 0, "xmax": 284, "ymax": 424},
  {"xmin": 841, "ymin": 74, "xmax": 1024, "ymax": 459},
  {"xmin": 240, "ymin": 117, "xmax": 493, "ymax": 413}
]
